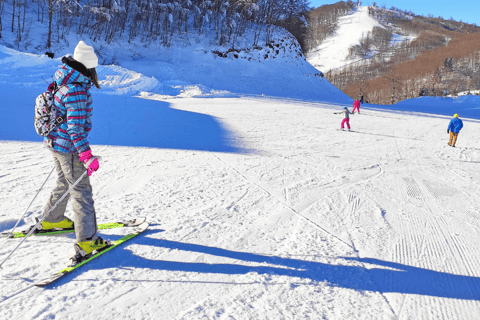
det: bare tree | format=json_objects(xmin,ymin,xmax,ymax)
[
  {"xmin": 385, "ymin": 70, "xmax": 400, "ymax": 104},
  {"xmin": 46, "ymin": 0, "xmax": 54, "ymax": 48},
  {"xmin": 11, "ymin": 0, "xmax": 15, "ymax": 32},
  {"xmin": 0, "ymin": 0, "xmax": 3, "ymax": 38}
]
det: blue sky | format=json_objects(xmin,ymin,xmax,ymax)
[{"xmin": 309, "ymin": 1, "xmax": 480, "ymax": 26}]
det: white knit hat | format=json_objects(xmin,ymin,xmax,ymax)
[{"xmin": 73, "ymin": 41, "xmax": 98, "ymax": 69}]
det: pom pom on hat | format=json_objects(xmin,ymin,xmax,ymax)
[{"xmin": 74, "ymin": 41, "xmax": 98, "ymax": 69}]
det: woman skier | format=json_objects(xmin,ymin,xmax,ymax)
[
  {"xmin": 352, "ymin": 99, "xmax": 361, "ymax": 114},
  {"xmin": 335, "ymin": 107, "xmax": 354, "ymax": 131},
  {"xmin": 39, "ymin": 41, "xmax": 109, "ymax": 264}
]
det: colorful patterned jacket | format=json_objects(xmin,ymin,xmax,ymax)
[{"xmin": 45, "ymin": 64, "xmax": 93, "ymax": 154}]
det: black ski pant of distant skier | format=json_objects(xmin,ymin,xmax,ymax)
[{"xmin": 42, "ymin": 151, "xmax": 98, "ymax": 242}]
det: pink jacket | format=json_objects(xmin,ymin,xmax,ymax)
[{"xmin": 353, "ymin": 100, "xmax": 360, "ymax": 108}]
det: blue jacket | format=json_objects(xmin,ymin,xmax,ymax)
[
  {"xmin": 45, "ymin": 64, "xmax": 93, "ymax": 154},
  {"xmin": 447, "ymin": 118, "xmax": 463, "ymax": 134}
]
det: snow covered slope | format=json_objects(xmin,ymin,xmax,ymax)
[
  {"xmin": 0, "ymin": 20, "xmax": 350, "ymax": 103},
  {"xmin": 1, "ymin": 41, "xmax": 480, "ymax": 319},
  {"xmin": 307, "ymin": 6, "xmax": 380, "ymax": 72}
]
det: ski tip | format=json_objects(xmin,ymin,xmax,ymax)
[
  {"xmin": 135, "ymin": 222, "xmax": 149, "ymax": 233},
  {"xmin": 34, "ymin": 273, "xmax": 66, "ymax": 287},
  {"xmin": 0, "ymin": 232, "xmax": 16, "ymax": 239},
  {"xmin": 135, "ymin": 217, "xmax": 147, "ymax": 224}
]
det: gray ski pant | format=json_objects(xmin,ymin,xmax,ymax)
[{"xmin": 42, "ymin": 151, "xmax": 97, "ymax": 242}]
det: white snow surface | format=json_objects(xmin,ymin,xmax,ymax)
[{"xmin": 1, "ymin": 39, "xmax": 480, "ymax": 320}]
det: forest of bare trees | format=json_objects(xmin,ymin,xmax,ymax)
[
  {"xmin": 0, "ymin": 0, "xmax": 309, "ymax": 51},
  {"xmin": 305, "ymin": 0, "xmax": 354, "ymax": 53},
  {"xmin": 352, "ymin": 34, "xmax": 480, "ymax": 105}
]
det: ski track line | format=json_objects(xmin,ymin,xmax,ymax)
[
  {"xmin": 392, "ymin": 119, "xmax": 404, "ymax": 161},
  {"xmin": 211, "ymin": 152, "xmax": 400, "ymax": 317},
  {"xmin": 346, "ymin": 189, "xmax": 361, "ymax": 217},
  {"xmin": 414, "ymin": 170, "xmax": 478, "ymax": 278},
  {"xmin": 394, "ymin": 233, "xmax": 429, "ymax": 320},
  {"xmin": 450, "ymin": 235, "xmax": 480, "ymax": 287},
  {"xmin": 0, "ymin": 283, "xmax": 39, "ymax": 304},
  {"xmin": 418, "ymin": 153, "xmax": 480, "ymax": 234},
  {"xmin": 402, "ymin": 177, "xmax": 425, "ymax": 201},
  {"xmin": 209, "ymin": 152, "xmax": 356, "ymax": 251},
  {"xmin": 282, "ymin": 168, "xmax": 288, "ymax": 206},
  {"xmin": 174, "ymin": 188, "xmax": 252, "ymax": 243},
  {"xmin": 448, "ymin": 254, "xmax": 479, "ymax": 300},
  {"xmin": 397, "ymin": 293, "xmax": 410, "ymax": 320},
  {"xmin": 226, "ymin": 190, "xmax": 249, "ymax": 212},
  {"xmin": 389, "ymin": 120, "xmax": 429, "ymax": 319},
  {"xmin": 366, "ymin": 195, "xmax": 393, "ymax": 229},
  {"xmin": 400, "ymin": 160, "xmax": 480, "ymax": 316},
  {"xmin": 286, "ymin": 163, "xmax": 383, "ymax": 224},
  {"xmin": 395, "ymin": 182, "xmax": 426, "ymax": 319},
  {"xmin": 343, "ymin": 188, "xmax": 399, "ymax": 319}
]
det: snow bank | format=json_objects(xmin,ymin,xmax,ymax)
[
  {"xmin": 97, "ymin": 65, "xmax": 159, "ymax": 96},
  {"xmin": 0, "ymin": 29, "xmax": 351, "ymax": 103}
]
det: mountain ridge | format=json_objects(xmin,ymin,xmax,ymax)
[{"xmin": 306, "ymin": 2, "xmax": 480, "ymax": 104}]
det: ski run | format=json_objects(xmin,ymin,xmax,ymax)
[
  {"xmin": 2, "ymin": 93, "xmax": 480, "ymax": 318},
  {"xmin": 1, "ymin": 19, "xmax": 480, "ymax": 320}
]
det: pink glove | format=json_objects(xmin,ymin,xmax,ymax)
[{"xmin": 79, "ymin": 150, "xmax": 99, "ymax": 176}]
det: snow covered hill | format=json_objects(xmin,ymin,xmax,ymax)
[
  {"xmin": 1, "ymin": 35, "xmax": 480, "ymax": 320},
  {"xmin": 306, "ymin": 6, "xmax": 415, "ymax": 73},
  {"xmin": 307, "ymin": 6, "xmax": 379, "ymax": 72}
]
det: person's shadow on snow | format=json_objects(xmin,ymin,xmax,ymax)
[{"xmin": 53, "ymin": 231, "xmax": 480, "ymax": 301}]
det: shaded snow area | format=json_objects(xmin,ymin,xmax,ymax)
[{"xmin": 1, "ymin": 42, "xmax": 480, "ymax": 319}]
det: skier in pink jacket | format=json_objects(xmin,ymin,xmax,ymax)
[{"xmin": 352, "ymin": 99, "xmax": 360, "ymax": 114}]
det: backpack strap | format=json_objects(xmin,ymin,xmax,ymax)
[{"xmin": 53, "ymin": 82, "xmax": 87, "ymax": 124}]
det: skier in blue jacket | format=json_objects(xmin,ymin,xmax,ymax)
[{"xmin": 447, "ymin": 113, "xmax": 463, "ymax": 147}]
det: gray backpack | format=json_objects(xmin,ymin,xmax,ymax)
[{"xmin": 34, "ymin": 83, "xmax": 66, "ymax": 137}]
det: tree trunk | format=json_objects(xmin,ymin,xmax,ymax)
[
  {"xmin": 17, "ymin": 2, "xmax": 20, "ymax": 41},
  {"xmin": 11, "ymin": 0, "xmax": 15, "ymax": 32},
  {"xmin": 22, "ymin": 2, "xmax": 25, "ymax": 33},
  {"xmin": 0, "ymin": 1, "xmax": 3, "ymax": 38},
  {"xmin": 47, "ymin": 0, "xmax": 53, "ymax": 48}
]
